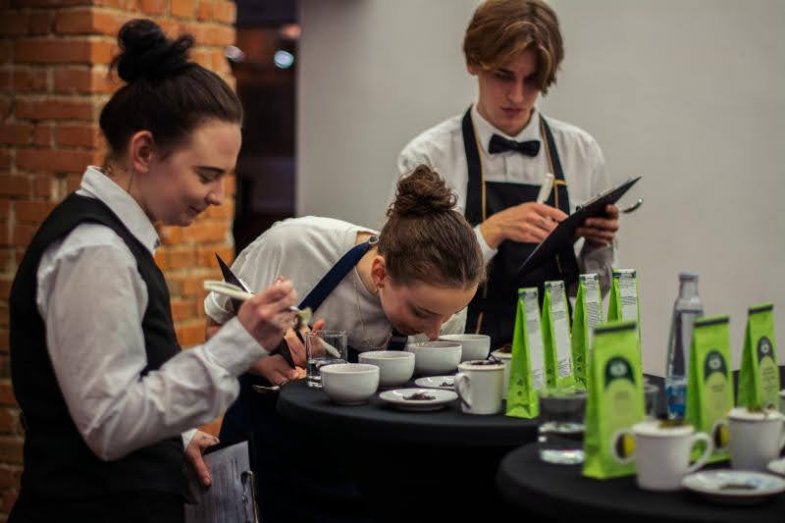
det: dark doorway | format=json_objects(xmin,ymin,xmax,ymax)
[{"xmin": 231, "ymin": 0, "xmax": 298, "ymax": 252}]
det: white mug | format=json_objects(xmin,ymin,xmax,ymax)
[
  {"xmin": 454, "ymin": 360, "xmax": 504, "ymax": 415},
  {"xmin": 490, "ymin": 349, "xmax": 512, "ymax": 399},
  {"xmin": 629, "ymin": 420, "xmax": 713, "ymax": 491},
  {"xmin": 728, "ymin": 407, "xmax": 785, "ymax": 471}
]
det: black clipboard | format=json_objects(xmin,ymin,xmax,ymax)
[
  {"xmin": 518, "ymin": 176, "xmax": 642, "ymax": 276},
  {"xmin": 184, "ymin": 439, "xmax": 259, "ymax": 523}
]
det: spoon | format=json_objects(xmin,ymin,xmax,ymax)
[{"xmin": 203, "ymin": 280, "xmax": 312, "ymax": 322}]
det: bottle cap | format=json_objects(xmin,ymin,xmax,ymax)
[{"xmin": 678, "ymin": 272, "xmax": 698, "ymax": 280}]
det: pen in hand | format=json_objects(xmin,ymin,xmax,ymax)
[{"xmin": 536, "ymin": 173, "xmax": 555, "ymax": 204}]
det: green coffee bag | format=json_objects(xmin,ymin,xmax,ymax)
[
  {"xmin": 506, "ymin": 288, "xmax": 545, "ymax": 419},
  {"xmin": 571, "ymin": 273, "xmax": 602, "ymax": 389},
  {"xmin": 582, "ymin": 320, "xmax": 645, "ymax": 479},
  {"xmin": 542, "ymin": 280, "xmax": 575, "ymax": 389},
  {"xmin": 606, "ymin": 268, "xmax": 641, "ymax": 356},
  {"xmin": 685, "ymin": 315, "xmax": 733, "ymax": 463},
  {"xmin": 738, "ymin": 304, "xmax": 780, "ymax": 410}
]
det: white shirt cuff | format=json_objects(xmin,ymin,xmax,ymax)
[
  {"xmin": 182, "ymin": 428, "xmax": 197, "ymax": 449},
  {"xmin": 474, "ymin": 224, "xmax": 497, "ymax": 263},
  {"xmin": 203, "ymin": 317, "xmax": 268, "ymax": 376}
]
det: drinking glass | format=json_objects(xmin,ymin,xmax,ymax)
[
  {"xmin": 538, "ymin": 388, "xmax": 587, "ymax": 464},
  {"xmin": 305, "ymin": 330, "xmax": 348, "ymax": 388}
]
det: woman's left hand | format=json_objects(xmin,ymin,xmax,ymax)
[
  {"xmin": 575, "ymin": 204, "xmax": 619, "ymax": 247},
  {"xmin": 185, "ymin": 430, "xmax": 220, "ymax": 487}
]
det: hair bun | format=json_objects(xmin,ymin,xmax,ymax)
[
  {"xmin": 390, "ymin": 165, "xmax": 457, "ymax": 218},
  {"xmin": 114, "ymin": 19, "xmax": 193, "ymax": 83}
]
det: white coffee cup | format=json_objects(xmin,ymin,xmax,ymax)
[
  {"xmin": 438, "ymin": 334, "xmax": 491, "ymax": 362},
  {"xmin": 490, "ymin": 349, "xmax": 512, "ymax": 399},
  {"xmin": 728, "ymin": 407, "xmax": 785, "ymax": 471},
  {"xmin": 625, "ymin": 420, "xmax": 713, "ymax": 491},
  {"xmin": 454, "ymin": 360, "xmax": 504, "ymax": 415}
]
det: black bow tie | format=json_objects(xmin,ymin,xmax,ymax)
[{"xmin": 488, "ymin": 134, "xmax": 540, "ymax": 157}]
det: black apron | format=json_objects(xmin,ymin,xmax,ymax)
[
  {"xmin": 463, "ymin": 108, "xmax": 579, "ymax": 349},
  {"xmin": 219, "ymin": 237, "xmax": 403, "ymax": 523}
]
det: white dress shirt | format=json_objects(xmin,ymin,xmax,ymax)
[
  {"xmin": 36, "ymin": 166, "xmax": 268, "ymax": 461},
  {"xmin": 397, "ymin": 104, "xmax": 616, "ymax": 293},
  {"xmin": 204, "ymin": 216, "xmax": 466, "ymax": 348}
]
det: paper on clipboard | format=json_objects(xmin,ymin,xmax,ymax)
[
  {"xmin": 184, "ymin": 440, "xmax": 259, "ymax": 523},
  {"xmin": 518, "ymin": 176, "xmax": 642, "ymax": 277}
]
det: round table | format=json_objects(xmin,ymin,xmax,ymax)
[
  {"xmin": 277, "ymin": 379, "xmax": 539, "ymax": 521},
  {"xmin": 278, "ymin": 378, "xmax": 538, "ymax": 445},
  {"xmin": 497, "ymin": 443, "xmax": 785, "ymax": 523}
]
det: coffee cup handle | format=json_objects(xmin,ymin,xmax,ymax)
[
  {"xmin": 454, "ymin": 372, "xmax": 472, "ymax": 410},
  {"xmin": 780, "ymin": 421, "xmax": 785, "ymax": 452},
  {"xmin": 686, "ymin": 432, "xmax": 713, "ymax": 474}
]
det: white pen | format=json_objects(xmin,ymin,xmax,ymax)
[{"xmin": 536, "ymin": 173, "xmax": 555, "ymax": 204}]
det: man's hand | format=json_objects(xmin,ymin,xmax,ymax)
[
  {"xmin": 184, "ymin": 430, "xmax": 220, "ymax": 488},
  {"xmin": 575, "ymin": 204, "xmax": 619, "ymax": 247},
  {"xmin": 480, "ymin": 202, "xmax": 567, "ymax": 248}
]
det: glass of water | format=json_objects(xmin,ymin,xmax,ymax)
[
  {"xmin": 305, "ymin": 330, "xmax": 348, "ymax": 388},
  {"xmin": 537, "ymin": 388, "xmax": 587, "ymax": 464}
]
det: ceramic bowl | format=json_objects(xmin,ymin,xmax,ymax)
[
  {"xmin": 358, "ymin": 350, "xmax": 415, "ymax": 387},
  {"xmin": 407, "ymin": 341, "xmax": 462, "ymax": 376},
  {"xmin": 320, "ymin": 363, "xmax": 379, "ymax": 405},
  {"xmin": 439, "ymin": 334, "xmax": 491, "ymax": 361}
]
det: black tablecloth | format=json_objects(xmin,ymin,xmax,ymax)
[
  {"xmin": 497, "ymin": 443, "xmax": 785, "ymax": 523},
  {"xmin": 277, "ymin": 379, "xmax": 538, "ymax": 446},
  {"xmin": 277, "ymin": 380, "xmax": 540, "ymax": 521}
]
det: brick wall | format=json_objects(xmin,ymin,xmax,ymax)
[{"xmin": 0, "ymin": 1, "xmax": 238, "ymax": 517}]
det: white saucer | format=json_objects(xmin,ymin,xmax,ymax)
[
  {"xmin": 681, "ymin": 470, "xmax": 785, "ymax": 505},
  {"xmin": 378, "ymin": 388, "xmax": 458, "ymax": 411},
  {"xmin": 413, "ymin": 376, "xmax": 455, "ymax": 390},
  {"xmin": 768, "ymin": 457, "xmax": 785, "ymax": 476}
]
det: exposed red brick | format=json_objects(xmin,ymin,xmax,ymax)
[
  {"xmin": 170, "ymin": 298, "xmax": 194, "ymax": 322},
  {"xmin": 55, "ymin": 8, "xmax": 129, "ymax": 37},
  {"xmin": 0, "ymin": 381, "xmax": 15, "ymax": 407},
  {"xmin": 15, "ymin": 38, "xmax": 115, "ymax": 65},
  {"xmin": 197, "ymin": 2, "xmax": 214, "ymax": 22},
  {"xmin": 0, "ymin": 177, "xmax": 30, "ymax": 198},
  {"xmin": 32, "ymin": 176, "xmax": 53, "ymax": 198},
  {"xmin": 17, "ymin": 148, "xmax": 97, "ymax": 174},
  {"xmin": 176, "ymin": 320, "xmax": 206, "ymax": 348},
  {"xmin": 0, "ymin": 125, "xmax": 34, "ymax": 146},
  {"xmin": 0, "ymin": 200, "xmax": 10, "ymax": 221},
  {"xmin": 15, "ymin": 97, "xmax": 94, "ymax": 121},
  {"xmin": 11, "ymin": 68, "xmax": 48, "ymax": 92},
  {"xmin": 12, "ymin": 223, "xmax": 38, "ymax": 247},
  {"xmin": 14, "ymin": 200, "xmax": 55, "ymax": 223},
  {"xmin": 213, "ymin": 1, "xmax": 236, "ymax": 24},
  {"xmin": 0, "ymin": 12, "xmax": 29, "ymax": 36},
  {"xmin": 55, "ymin": 122, "xmax": 100, "ymax": 147},
  {"xmin": 138, "ymin": 0, "xmax": 165, "ymax": 15},
  {"xmin": 33, "ymin": 123, "xmax": 53, "ymax": 146},
  {"xmin": 29, "ymin": 11, "xmax": 55, "ymax": 35},
  {"xmin": 171, "ymin": 0, "xmax": 194, "ymax": 19}
]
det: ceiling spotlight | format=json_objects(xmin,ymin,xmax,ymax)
[{"xmin": 274, "ymin": 49, "xmax": 295, "ymax": 69}]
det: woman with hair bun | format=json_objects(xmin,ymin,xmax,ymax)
[
  {"xmin": 204, "ymin": 164, "xmax": 485, "ymax": 521},
  {"xmin": 9, "ymin": 19, "xmax": 297, "ymax": 522}
]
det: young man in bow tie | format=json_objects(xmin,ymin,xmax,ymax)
[{"xmin": 396, "ymin": 0, "xmax": 620, "ymax": 348}]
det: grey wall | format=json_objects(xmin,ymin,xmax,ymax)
[{"xmin": 298, "ymin": 0, "xmax": 785, "ymax": 374}]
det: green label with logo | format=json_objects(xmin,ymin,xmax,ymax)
[
  {"xmin": 583, "ymin": 320, "xmax": 644, "ymax": 479},
  {"xmin": 685, "ymin": 315, "xmax": 732, "ymax": 462},
  {"xmin": 738, "ymin": 304, "xmax": 780, "ymax": 410}
]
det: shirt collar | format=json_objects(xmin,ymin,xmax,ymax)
[
  {"xmin": 471, "ymin": 104, "xmax": 542, "ymax": 155},
  {"xmin": 78, "ymin": 166, "xmax": 161, "ymax": 253}
]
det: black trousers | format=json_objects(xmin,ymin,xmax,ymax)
[{"xmin": 9, "ymin": 489, "xmax": 184, "ymax": 523}]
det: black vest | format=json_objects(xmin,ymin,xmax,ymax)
[{"xmin": 10, "ymin": 193, "xmax": 185, "ymax": 500}]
